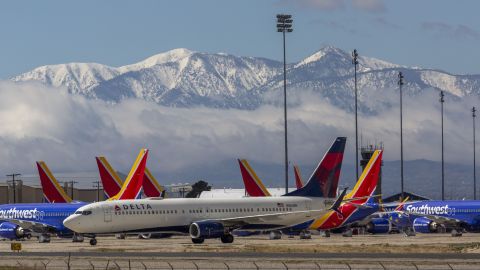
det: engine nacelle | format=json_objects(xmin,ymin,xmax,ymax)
[
  {"xmin": 413, "ymin": 217, "xmax": 438, "ymax": 233},
  {"xmin": 366, "ymin": 218, "xmax": 392, "ymax": 234},
  {"xmin": 189, "ymin": 221, "xmax": 225, "ymax": 239},
  {"xmin": 0, "ymin": 222, "xmax": 25, "ymax": 240}
]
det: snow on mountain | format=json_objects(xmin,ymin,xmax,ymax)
[{"xmin": 10, "ymin": 46, "xmax": 480, "ymax": 109}]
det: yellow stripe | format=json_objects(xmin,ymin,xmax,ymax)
[
  {"xmin": 98, "ymin": 157, "xmax": 124, "ymax": 187},
  {"xmin": 294, "ymin": 165, "xmax": 304, "ymax": 186},
  {"xmin": 241, "ymin": 159, "xmax": 271, "ymax": 196},
  {"xmin": 345, "ymin": 150, "xmax": 380, "ymax": 199},
  {"xmin": 145, "ymin": 167, "xmax": 165, "ymax": 192},
  {"xmin": 38, "ymin": 161, "xmax": 72, "ymax": 203},
  {"xmin": 310, "ymin": 210, "xmax": 335, "ymax": 229},
  {"xmin": 109, "ymin": 149, "xmax": 147, "ymax": 200}
]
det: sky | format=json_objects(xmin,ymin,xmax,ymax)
[{"xmin": 1, "ymin": 0, "xmax": 479, "ymax": 78}]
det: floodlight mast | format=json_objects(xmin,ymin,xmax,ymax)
[
  {"xmin": 276, "ymin": 14, "xmax": 293, "ymax": 195},
  {"xmin": 352, "ymin": 49, "xmax": 359, "ymax": 181},
  {"xmin": 473, "ymin": 106, "xmax": 477, "ymax": 200},
  {"xmin": 398, "ymin": 71, "xmax": 405, "ymax": 196},
  {"xmin": 440, "ymin": 91, "xmax": 445, "ymax": 200}
]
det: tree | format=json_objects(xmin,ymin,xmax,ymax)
[{"xmin": 186, "ymin": 180, "xmax": 211, "ymax": 198}]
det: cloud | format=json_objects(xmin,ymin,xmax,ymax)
[
  {"xmin": 0, "ymin": 81, "xmax": 477, "ymax": 189},
  {"xmin": 277, "ymin": 0, "xmax": 386, "ymax": 13},
  {"xmin": 351, "ymin": 0, "xmax": 386, "ymax": 13},
  {"xmin": 421, "ymin": 22, "xmax": 480, "ymax": 40}
]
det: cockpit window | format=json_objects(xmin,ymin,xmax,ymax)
[
  {"xmin": 74, "ymin": 211, "xmax": 82, "ymax": 215},
  {"xmin": 83, "ymin": 210, "xmax": 92, "ymax": 215}
]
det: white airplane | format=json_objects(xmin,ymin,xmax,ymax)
[{"xmin": 64, "ymin": 139, "xmax": 346, "ymax": 244}]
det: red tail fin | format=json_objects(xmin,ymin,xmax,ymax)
[
  {"xmin": 238, "ymin": 159, "xmax": 271, "ymax": 197},
  {"xmin": 109, "ymin": 149, "xmax": 149, "ymax": 200},
  {"xmin": 143, "ymin": 167, "xmax": 165, "ymax": 197},
  {"xmin": 95, "ymin": 157, "xmax": 123, "ymax": 199},
  {"xmin": 36, "ymin": 161, "xmax": 72, "ymax": 203},
  {"xmin": 293, "ymin": 165, "xmax": 304, "ymax": 189}
]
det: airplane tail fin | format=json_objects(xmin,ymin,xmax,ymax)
[
  {"xmin": 143, "ymin": 167, "xmax": 166, "ymax": 198},
  {"xmin": 95, "ymin": 156, "xmax": 123, "ymax": 199},
  {"xmin": 109, "ymin": 149, "xmax": 149, "ymax": 201},
  {"xmin": 284, "ymin": 137, "xmax": 346, "ymax": 197},
  {"xmin": 345, "ymin": 150, "xmax": 383, "ymax": 203},
  {"xmin": 293, "ymin": 165, "xmax": 304, "ymax": 189},
  {"xmin": 36, "ymin": 161, "xmax": 72, "ymax": 203},
  {"xmin": 238, "ymin": 159, "xmax": 271, "ymax": 197}
]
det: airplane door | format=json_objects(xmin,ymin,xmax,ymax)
[
  {"xmin": 305, "ymin": 201, "xmax": 312, "ymax": 217},
  {"xmin": 103, "ymin": 205, "xmax": 112, "ymax": 223}
]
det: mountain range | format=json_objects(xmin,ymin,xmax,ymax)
[{"xmin": 11, "ymin": 46, "xmax": 480, "ymax": 110}]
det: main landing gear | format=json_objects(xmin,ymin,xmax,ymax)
[
  {"xmin": 220, "ymin": 233, "xmax": 234, "ymax": 243},
  {"xmin": 451, "ymin": 229, "xmax": 463, "ymax": 237},
  {"xmin": 38, "ymin": 234, "xmax": 51, "ymax": 243},
  {"xmin": 191, "ymin": 237, "xmax": 204, "ymax": 244},
  {"xmin": 89, "ymin": 238, "xmax": 97, "ymax": 246}
]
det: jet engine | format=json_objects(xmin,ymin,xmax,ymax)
[
  {"xmin": 189, "ymin": 221, "xmax": 225, "ymax": 239},
  {"xmin": 0, "ymin": 222, "xmax": 26, "ymax": 240},
  {"xmin": 413, "ymin": 217, "xmax": 438, "ymax": 233},
  {"xmin": 366, "ymin": 218, "xmax": 392, "ymax": 234}
]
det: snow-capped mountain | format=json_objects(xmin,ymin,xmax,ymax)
[{"xmin": 11, "ymin": 46, "xmax": 480, "ymax": 109}]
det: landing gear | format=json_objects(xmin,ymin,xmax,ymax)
[
  {"xmin": 89, "ymin": 238, "xmax": 97, "ymax": 246},
  {"xmin": 72, "ymin": 234, "xmax": 84, "ymax": 243},
  {"xmin": 191, "ymin": 237, "xmax": 204, "ymax": 244},
  {"xmin": 299, "ymin": 230, "xmax": 312, "ymax": 239},
  {"xmin": 38, "ymin": 234, "xmax": 51, "ymax": 243},
  {"xmin": 342, "ymin": 229, "xmax": 353, "ymax": 237},
  {"xmin": 321, "ymin": 230, "xmax": 331, "ymax": 237},
  {"xmin": 451, "ymin": 229, "xmax": 463, "ymax": 237},
  {"xmin": 403, "ymin": 228, "xmax": 416, "ymax": 237},
  {"xmin": 269, "ymin": 231, "xmax": 282, "ymax": 240},
  {"xmin": 220, "ymin": 233, "xmax": 234, "ymax": 243},
  {"xmin": 115, "ymin": 233, "xmax": 126, "ymax": 239}
]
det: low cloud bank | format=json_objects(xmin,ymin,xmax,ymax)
[{"xmin": 0, "ymin": 81, "xmax": 477, "ymax": 186}]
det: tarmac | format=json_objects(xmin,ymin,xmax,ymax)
[{"xmin": 2, "ymin": 233, "xmax": 480, "ymax": 269}]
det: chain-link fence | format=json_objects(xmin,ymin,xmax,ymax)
[{"xmin": 1, "ymin": 257, "xmax": 479, "ymax": 270}]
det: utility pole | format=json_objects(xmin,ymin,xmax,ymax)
[
  {"xmin": 352, "ymin": 49, "xmax": 359, "ymax": 181},
  {"xmin": 276, "ymin": 14, "xmax": 293, "ymax": 194},
  {"xmin": 398, "ymin": 71, "xmax": 405, "ymax": 196},
  {"xmin": 69, "ymin": 180, "xmax": 78, "ymax": 200},
  {"xmin": 6, "ymin": 173, "xmax": 21, "ymax": 203},
  {"xmin": 440, "ymin": 91, "xmax": 445, "ymax": 200},
  {"xmin": 473, "ymin": 106, "xmax": 477, "ymax": 200},
  {"xmin": 93, "ymin": 181, "xmax": 101, "ymax": 202}
]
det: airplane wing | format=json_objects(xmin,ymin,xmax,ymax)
[
  {"xmin": 197, "ymin": 210, "xmax": 325, "ymax": 229},
  {"xmin": 4, "ymin": 219, "xmax": 59, "ymax": 234}
]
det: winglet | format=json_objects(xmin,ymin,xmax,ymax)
[
  {"xmin": 394, "ymin": 196, "xmax": 410, "ymax": 211},
  {"xmin": 143, "ymin": 167, "xmax": 166, "ymax": 198},
  {"xmin": 36, "ymin": 161, "xmax": 72, "ymax": 203},
  {"xmin": 109, "ymin": 149, "xmax": 149, "ymax": 200},
  {"xmin": 96, "ymin": 156, "xmax": 123, "ymax": 199},
  {"xmin": 293, "ymin": 165, "xmax": 304, "ymax": 189},
  {"xmin": 238, "ymin": 159, "xmax": 271, "ymax": 197},
  {"xmin": 329, "ymin": 187, "xmax": 348, "ymax": 217}
]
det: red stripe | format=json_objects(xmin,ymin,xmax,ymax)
[
  {"xmin": 238, "ymin": 160, "xmax": 267, "ymax": 197},
  {"xmin": 96, "ymin": 157, "xmax": 122, "ymax": 198}
]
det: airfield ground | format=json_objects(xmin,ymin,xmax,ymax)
[{"xmin": 2, "ymin": 234, "xmax": 480, "ymax": 269}]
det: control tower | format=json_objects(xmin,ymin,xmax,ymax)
[{"xmin": 360, "ymin": 144, "xmax": 384, "ymax": 202}]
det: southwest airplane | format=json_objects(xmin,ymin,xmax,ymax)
[
  {"xmin": 63, "ymin": 139, "xmax": 349, "ymax": 244},
  {"xmin": 369, "ymin": 199, "xmax": 480, "ymax": 236},
  {"xmin": 293, "ymin": 165, "xmax": 304, "ymax": 189},
  {"xmin": 239, "ymin": 148, "xmax": 383, "ymax": 234},
  {"xmin": 96, "ymin": 157, "xmax": 165, "ymax": 198},
  {"xmin": 36, "ymin": 161, "xmax": 73, "ymax": 203},
  {"xmin": 0, "ymin": 149, "xmax": 148, "ymax": 244}
]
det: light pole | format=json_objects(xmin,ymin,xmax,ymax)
[
  {"xmin": 6, "ymin": 173, "xmax": 21, "ymax": 203},
  {"xmin": 473, "ymin": 106, "xmax": 477, "ymax": 200},
  {"xmin": 93, "ymin": 181, "xmax": 101, "ymax": 202},
  {"xmin": 277, "ymin": 14, "xmax": 293, "ymax": 194},
  {"xmin": 352, "ymin": 49, "xmax": 359, "ymax": 181},
  {"xmin": 398, "ymin": 71, "xmax": 405, "ymax": 196},
  {"xmin": 440, "ymin": 91, "xmax": 445, "ymax": 200},
  {"xmin": 69, "ymin": 180, "xmax": 78, "ymax": 200}
]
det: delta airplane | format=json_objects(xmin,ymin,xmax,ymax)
[
  {"xmin": 239, "ymin": 147, "xmax": 383, "ymax": 235},
  {"xmin": 96, "ymin": 157, "xmax": 165, "ymax": 198},
  {"xmin": 63, "ymin": 140, "xmax": 349, "ymax": 244},
  {"xmin": 0, "ymin": 149, "xmax": 148, "ymax": 244}
]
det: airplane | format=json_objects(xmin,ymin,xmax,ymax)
[
  {"xmin": 0, "ymin": 149, "xmax": 148, "ymax": 244},
  {"xmin": 36, "ymin": 161, "xmax": 73, "ymax": 203},
  {"xmin": 238, "ymin": 147, "xmax": 384, "ymax": 236},
  {"xmin": 370, "ymin": 199, "xmax": 480, "ymax": 237},
  {"xmin": 293, "ymin": 165, "xmax": 304, "ymax": 189},
  {"xmin": 96, "ymin": 157, "xmax": 165, "ymax": 198},
  {"xmin": 63, "ymin": 139, "xmax": 346, "ymax": 245}
]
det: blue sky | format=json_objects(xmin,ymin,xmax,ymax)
[{"xmin": 1, "ymin": 0, "xmax": 479, "ymax": 78}]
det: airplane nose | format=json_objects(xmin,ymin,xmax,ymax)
[{"xmin": 63, "ymin": 215, "xmax": 81, "ymax": 232}]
